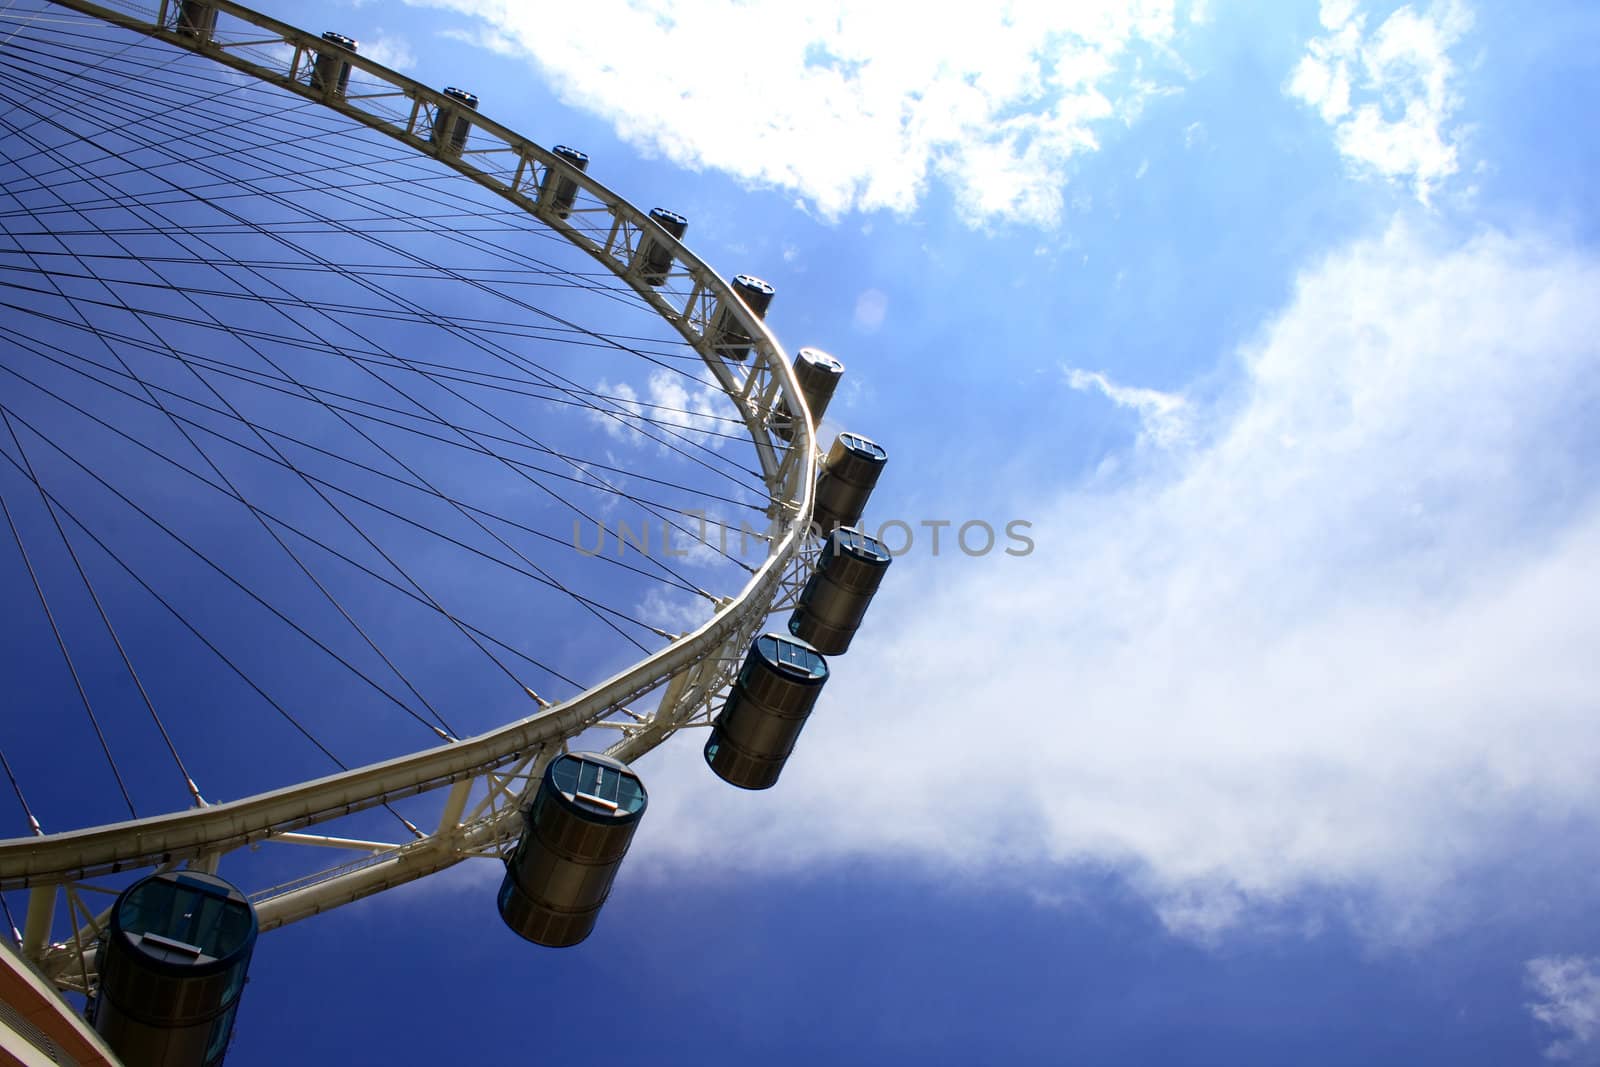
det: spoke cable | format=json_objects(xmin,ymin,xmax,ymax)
[{"xmin": 0, "ymin": 413, "xmax": 136, "ymax": 818}]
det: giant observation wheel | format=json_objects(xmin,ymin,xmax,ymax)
[{"xmin": 0, "ymin": 0, "xmax": 891, "ymax": 1056}]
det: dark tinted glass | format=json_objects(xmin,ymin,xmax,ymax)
[
  {"xmin": 550, "ymin": 754, "xmax": 646, "ymax": 815},
  {"xmin": 119, "ymin": 876, "xmax": 253, "ymax": 960},
  {"xmin": 836, "ymin": 527, "xmax": 890, "ymax": 561},
  {"xmin": 756, "ymin": 634, "xmax": 827, "ymax": 679},
  {"xmin": 550, "ymin": 756, "xmax": 581, "ymax": 796}
]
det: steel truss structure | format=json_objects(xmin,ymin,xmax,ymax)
[{"xmin": 0, "ymin": 0, "xmax": 825, "ymax": 994}]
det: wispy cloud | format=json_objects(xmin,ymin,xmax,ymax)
[
  {"xmin": 408, "ymin": 0, "xmax": 1197, "ymax": 227},
  {"xmin": 590, "ymin": 379, "xmax": 641, "ymax": 443},
  {"xmin": 1528, "ymin": 957, "xmax": 1600, "ymax": 1062},
  {"xmin": 1288, "ymin": 0, "xmax": 1474, "ymax": 203},
  {"xmin": 635, "ymin": 587, "xmax": 716, "ymax": 635},
  {"xmin": 632, "ymin": 221, "xmax": 1600, "ymax": 943},
  {"xmin": 853, "ymin": 289, "xmax": 888, "ymax": 333},
  {"xmin": 361, "ymin": 31, "xmax": 417, "ymax": 72},
  {"xmin": 590, "ymin": 370, "xmax": 727, "ymax": 447},
  {"xmin": 1065, "ymin": 367, "xmax": 1189, "ymax": 447}
]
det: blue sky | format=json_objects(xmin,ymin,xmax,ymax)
[{"xmin": 4, "ymin": 0, "xmax": 1600, "ymax": 1062}]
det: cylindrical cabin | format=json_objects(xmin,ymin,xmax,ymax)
[
  {"xmin": 431, "ymin": 87, "xmax": 478, "ymax": 155},
  {"xmin": 773, "ymin": 347, "xmax": 844, "ymax": 442},
  {"xmin": 709, "ymin": 274, "xmax": 775, "ymax": 362},
  {"xmin": 174, "ymin": 1, "xmax": 216, "ymax": 40},
  {"xmin": 813, "ymin": 431, "xmax": 887, "ymax": 532},
  {"xmin": 789, "ymin": 526, "xmax": 892, "ymax": 655},
  {"xmin": 310, "ymin": 32, "xmax": 357, "ymax": 98},
  {"xmin": 705, "ymin": 633, "xmax": 828, "ymax": 790},
  {"xmin": 498, "ymin": 752, "xmax": 647, "ymax": 948},
  {"xmin": 632, "ymin": 207, "xmax": 688, "ymax": 286},
  {"xmin": 538, "ymin": 145, "xmax": 590, "ymax": 219},
  {"xmin": 91, "ymin": 871, "xmax": 257, "ymax": 1067}
]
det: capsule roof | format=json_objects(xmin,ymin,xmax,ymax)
[
  {"xmin": 109, "ymin": 871, "xmax": 257, "ymax": 976},
  {"xmin": 836, "ymin": 431, "xmax": 886, "ymax": 461},
  {"xmin": 552, "ymin": 144, "xmax": 590, "ymax": 166},
  {"xmin": 441, "ymin": 86, "xmax": 478, "ymax": 107},
  {"xmin": 753, "ymin": 632, "xmax": 828, "ymax": 680},
  {"xmin": 650, "ymin": 207, "xmax": 688, "ymax": 226},
  {"xmin": 733, "ymin": 274, "xmax": 775, "ymax": 296},
  {"xmin": 797, "ymin": 347, "xmax": 844, "ymax": 373},
  {"xmin": 320, "ymin": 31, "xmax": 357, "ymax": 49},
  {"xmin": 830, "ymin": 526, "xmax": 892, "ymax": 563},
  {"xmin": 545, "ymin": 751, "xmax": 647, "ymax": 819}
]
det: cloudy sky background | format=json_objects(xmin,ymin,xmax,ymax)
[
  {"xmin": 7, "ymin": 0, "xmax": 1598, "ymax": 1060},
  {"xmin": 253, "ymin": 0, "xmax": 1600, "ymax": 1060}
]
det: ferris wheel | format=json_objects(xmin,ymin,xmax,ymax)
[{"xmin": 0, "ymin": 1, "xmax": 893, "ymax": 1062}]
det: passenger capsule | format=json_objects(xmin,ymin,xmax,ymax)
[
  {"xmin": 709, "ymin": 274, "xmax": 775, "ymax": 362},
  {"xmin": 812, "ymin": 431, "xmax": 887, "ymax": 532},
  {"xmin": 789, "ymin": 526, "xmax": 892, "ymax": 655},
  {"xmin": 431, "ymin": 87, "xmax": 478, "ymax": 155},
  {"xmin": 773, "ymin": 347, "xmax": 845, "ymax": 442},
  {"xmin": 498, "ymin": 752, "xmax": 647, "ymax": 948},
  {"xmin": 704, "ymin": 633, "xmax": 828, "ymax": 790},
  {"xmin": 538, "ymin": 145, "xmax": 589, "ymax": 219},
  {"xmin": 310, "ymin": 32, "xmax": 357, "ymax": 98},
  {"xmin": 90, "ymin": 871, "xmax": 257, "ymax": 1067},
  {"xmin": 174, "ymin": 0, "xmax": 216, "ymax": 40},
  {"xmin": 632, "ymin": 207, "xmax": 688, "ymax": 286}
]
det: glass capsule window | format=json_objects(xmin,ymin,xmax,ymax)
[
  {"xmin": 755, "ymin": 634, "xmax": 828, "ymax": 680},
  {"xmin": 205, "ymin": 1000, "xmax": 241, "ymax": 1062},
  {"xmin": 548, "ymin": 754, "xmax": 646, "ymax": 817},
  {"xmin": 117, "ymin": 874, "xmax": 254, "ymax": 963},
  {"xmin": 834, "ymin": 527, "xmax": 891, "ymax": 562},
  {"xmin": 837, "ymin": 432, "xmax": 886, "ymax": 460}
]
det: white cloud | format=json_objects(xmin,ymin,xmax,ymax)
[
  {"xmin": 589, "ymin": 379, "xmax": 641, "ymax": 442},
  {"xmin": 408, "ymin": 0, "xmax": 1194, "ymax": 226},
  {"xmin": 361, "ymin": 31, "xmax": 417, "ymax": 72},
  {"xmin": 632, "ymin": 221, "xmax": 1600, "ymax": 942},
  {"xmin": 853, "ymin": 289, "xmax": 888, "ymax": 333},
  {"xmin": 1528, "ymin": 957, "xmax": 1600, "ymax": 1062},
  {"xmin": 638, "ymin": 369, "xmax": 728, "ymax": 440},
  {"xmin": 1065, "ymin": 367, "xmax": 1189, "ymax": 447},
  {"xmin": 635, "ymin": 587, "xmax": 716, "ymax": 635},
  {"xmin": 590, "ymin": 370, "xmax": 727, "ymax": 446},
  {"xmin": 1288, "ymin": 0, "xmax": 1473, "ymax": 203}
]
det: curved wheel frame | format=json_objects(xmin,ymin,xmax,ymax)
[{"xmin": 0, "ymin": 0, "xmax": 821, "ymax": 987}]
